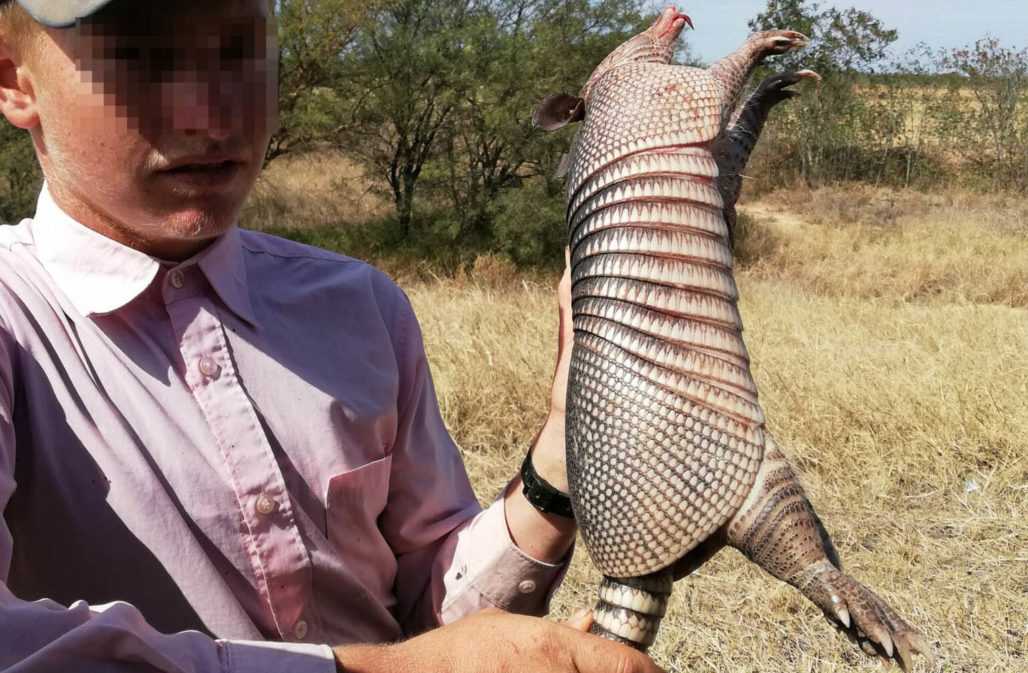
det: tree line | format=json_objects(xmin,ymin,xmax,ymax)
[
  {"xmin": 746, "ymin": 1, "xmax": 1028, "ymax": 199},
  {"xmin": 0, "ymin": 0, "xmax": 1024, "ymax": 266}
]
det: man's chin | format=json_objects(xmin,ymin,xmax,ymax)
[
  {"xmin": 142, "ymin": 207, "xmax": 240, "ymax": 261},
  {"xmin": 166, "ymin": 209, "xmax": 237, "ymax": 240},
  {"xmin": 138, "ymin": 175, "xmax": 252, "ymax": 255},
  {"xmin": 144, "ymin": 185, "xmax": 245, "ymax": 233}
]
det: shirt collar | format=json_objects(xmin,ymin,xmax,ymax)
[
  {"xmin": 32, "ymin": 184, "xmax": 257, "ymax": 326},
  {"xmin": 196, "ymin": 225, "xmax": 258, "ymax": 327}
]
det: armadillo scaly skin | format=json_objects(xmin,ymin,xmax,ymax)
[{"xmin": 536, "ymin": 6, "xmax": 929, "ymax": 669}]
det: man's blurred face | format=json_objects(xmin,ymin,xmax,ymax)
[{"xmin": 31, "ymin": 0, "xmax": 277, "ymax": 256}]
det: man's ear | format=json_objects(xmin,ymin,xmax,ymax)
[
  {"xmin": 0, "ymin": 44, "xmax": 39, "ymax": 130},
  {"xmin": 532, "ymin": 94, "xmax": 585, "ymax": 131}
]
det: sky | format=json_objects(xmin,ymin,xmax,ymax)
[{"xmin": 651, "ymin": 0, "xmax": 1028, "ymax": 65}]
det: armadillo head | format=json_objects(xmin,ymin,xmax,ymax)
[
  {"xmin": 532, "ymin": 5, "xmax": 692, "ymax": 133},
  {"xmin": 579, "ymin": 6, "xmax": 693, "ymax": 101}
]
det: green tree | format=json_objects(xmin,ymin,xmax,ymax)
[
  {"xmin": 749, "ymin": 0, "xmax": 897, "ymax": 74},
  {"xmin": 429, "ymin": 0, "xmax": 648, "ymax": 246},
  {"xmin": 746, "ymin": 0, "xmax": 902, "ymax": 187},
  {"xmin": 269, "ymin": 0, "xmax": 380, "ymax": 162},
  {"xmin": 328, "ymin": 0, "xmax": 479, "ymax": 238},
  {"xmin": 320, "ymin": 0, "xmax": 651, "ymax": 248}
]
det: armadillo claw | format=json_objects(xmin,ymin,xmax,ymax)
[
  {"xmin": 799, "ymin": 561, "xmax": 929, "ymax": 671},
  {"xmin": 795, "ymin": 69, "xmax": 822, "ymax": 82},
  {"xmin": 795, "ymin": 70, "xmax": 823, "ymax": 95},
  {"xmin": 752, "ymin": 30, "xmax": 810, "ymax": 56}
]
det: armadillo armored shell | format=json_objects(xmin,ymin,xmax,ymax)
[{"xmin": 562, "ymin": 57, "xmax": 767, "ymax": 579}]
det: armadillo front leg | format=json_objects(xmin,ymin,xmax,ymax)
[
  {"xmin": 710, "ymin": 31, "xmax": 810, "ymax": 115},
  {"xmin": 726, "ymin": 435, "xmax": 930, "ymax": 671},
  {"xmin": 712, "ymin": 70, "xmax": 821, "ymax": 245},
  {"xmin": 589, "ymin": 571, "xmax": 673, "ymax": 651}
]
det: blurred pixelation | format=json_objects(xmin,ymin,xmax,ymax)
[{"xmin": 67, "ymin": 2, "xmax": 276, "ymax": 138}]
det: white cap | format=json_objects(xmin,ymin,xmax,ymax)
[{"xmin": 15, "ymin": 0, "xmax": 115, "ymax": 28}]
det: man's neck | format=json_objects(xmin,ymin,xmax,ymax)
[{"xmin": 44, "ymin": 180, "xmax": 217, "ymax": 262}]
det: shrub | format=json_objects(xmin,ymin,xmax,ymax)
[
  {"xmin": 732, "ymin": 209, "xmax": 781, "ymax": 268},
  {"xmin": 489, "ymin": 179, "xmax": 567, "ymax": 269},
  {"xmin": 0, "ymin": 124, "xmax": 41, "ymax": 223}
]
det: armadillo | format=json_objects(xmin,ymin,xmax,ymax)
[{"xmin": 533, "ymin": 7, "xmax": 928, "ymax": 670}]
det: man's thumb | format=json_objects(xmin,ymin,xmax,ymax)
[{"xmin": 565, "ymin": 608, "xmax": 594, "ymax": 632}]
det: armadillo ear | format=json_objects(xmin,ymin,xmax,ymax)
[{"xmin": 533, "ymin": 94, "xmax": 586, "ymax": 131}]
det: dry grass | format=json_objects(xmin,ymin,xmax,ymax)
[
  {"xmin": 735, "ymin": 184, "xmax": 1028, "ymax": 308},
  {"xmin": 401, "ymin": 187, "xmax": 1028, "ymax": 672},
  {"xmin": 242, "ymin": 150, "xmax": 389, "ymax": 230}
]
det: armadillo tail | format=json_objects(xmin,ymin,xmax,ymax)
[{"xmin": 588, "ymin": 571, "xmax": 673, "ymax": 651}]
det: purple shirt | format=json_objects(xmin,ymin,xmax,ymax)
[{"xmin": 0, "ymin": 186, "xmax": 566, "ymax": 672}]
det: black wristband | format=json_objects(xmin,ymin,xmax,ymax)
[{"xmin": 520, "ymin": 452, "xmax": 575, "ymax": 519}]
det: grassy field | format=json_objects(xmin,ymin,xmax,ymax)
[{"xmin": 247, "ymin": 161, "xmax": 1026, "ymax": 672}]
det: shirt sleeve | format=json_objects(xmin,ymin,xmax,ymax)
[
  {"xmin": 380, "ymin": 293, "xmax": 570, "ymax": 637},
  {"xmin": 0, "ymin": 325, "xmax": 337, "ymax": 673}
]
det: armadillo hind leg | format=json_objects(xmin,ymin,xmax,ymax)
[
  {"xmin": 726, "ymin": 435, "xmax": 930, "ymax": 671},
  {"xmin": 589, "ymin": 570, "xmax": 673, "ymax": 651}
]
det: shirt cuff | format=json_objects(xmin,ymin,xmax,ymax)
[
  {"xmin": 222, "ymin": 639, "xmax": 337, "ymax": 673},
  {"xmin": 454, "ymin": 498, "xmax": 572, "ymax": 617}
]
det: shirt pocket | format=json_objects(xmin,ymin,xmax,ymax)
[{"xmin": 325, "ymin": 455, "xmax": 396, "ymax": 595}]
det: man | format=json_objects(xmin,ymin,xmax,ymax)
[{"xmin": 0, "ymin": 1, "xmax": 664, "ymax": 671}]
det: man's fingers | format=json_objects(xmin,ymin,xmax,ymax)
[
  {"xmin": 553, "ymin": 246, "xmax": 574, "ymax": 373},
  {"xmin": 564, "ymin": 608, "xmax": 594, "ymax": 632},
  {"xmin": 559, "ymin": 249, "xmax": 572, "ymax": 311},
  {"xmin": 570, "ymin": 633, "xmax": 666, "ymax": 673},
  {"xmin": 557, "ymin": 247, "xmax": 573, "ymax": 345}
]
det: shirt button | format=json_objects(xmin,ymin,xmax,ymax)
[
  {"xmin": 518, "ymin": 580, "xmax": 536, "ymax": 594},
  {"xmin": 255, "ymin": 494, "xmax": 278, "ymax": 516},
  {"xmin": 198, "ymin": 356, "xmax": 221, "ymax": 379},
  {"xmin": 169, "ymin": 270, "xmax": 184, "ymax": 289},
  {"xmin": 293, "ymin": 619, "xmax": 309, "ymax": 640}
]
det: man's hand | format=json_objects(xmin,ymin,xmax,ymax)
[
  {"xmin": 502, "ymin": 249, "xmax": 576, "ymax": 561},
  {"xmin": 333, "ymin": 608, "xmax": 666, "ymax": 673},
  {"xmin": 548, "ymin": 247, "xmax": 574, "ymax": 418},
  {"xmin": 529, "ymin": 248, "xmax": 575, "ymax": 493}
]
